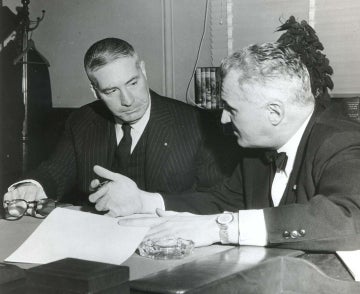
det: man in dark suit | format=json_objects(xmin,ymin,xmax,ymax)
[
  {"xmin": 110, "ymin": 42, "xmax": 360, "ymax": 251},
  {"xmin": 3, "ymin": 38, "xmax": 236, "ymax": 209}
]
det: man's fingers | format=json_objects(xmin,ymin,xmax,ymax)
[
  {"xmin": 4, "ymin": 186, "xmax": 39, "ymax": 202},
  {"xmin": 19, "ymin": 188, "xmax": 31, "ymax": 201},
  {"xmin": 3, "ymin": 191, "xmax": 15, "ymax": 202},
  {"xmin": 34, "ymin": 187, "xmax": 46, "ymax": 201},
  {"xmin": 88, "ymin": 186, "xmax": 109, "ymax": 203},
  {"xmin": 117, "ymin": 217, "xmax": 165, "ymax": 227},
  {"xmin": 4, "ymin": 189, "xmax": 24, "ymax": 202},
  {"xmin": 145, "ymin": 220, "xmax": 187, "ymax": 240},
  {"xmin": 105, "ymin": 210, "xmax": 117, "ymax": 217},
  {"xmin": 93, "ymin": 165, "xmax": 121, "ymax": 181},
  {"xmin": 89, "ymin": 179, "xmax": 101, "ymax": 191},
  {"xmin": 156, "ymin": 209, "xmax": 194, "ymax": 217},
  {"xmin": 94, "ymin": 195, "xmax": 109, "ymax": 211},
  {"xmin": 146, "ymin": 228, "xmax": 174, "ymax": 240},
  {"xmin": 121, "ymin": 214, "xmax": 158, "ymax": 220},
  {"xmin": 156, "ymin": 209, "xmax": 178, "ymax": 217}
]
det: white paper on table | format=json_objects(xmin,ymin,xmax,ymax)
[
  {"xmin": 336, "ymin": 250, "xmax": 360, "ymax": 281},
  {"xmin": 5, "ymin": 207, "xmax": 149, "ymax": 265}
]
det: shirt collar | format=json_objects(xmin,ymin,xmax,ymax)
[
  {"xmin": 114, "ymin": 94, "xmax": 151, "ymax": 132},
  {"xmin": 278, "ymin": 110, "xmax": 313, "ymax": 175},
  {"xmin": 129, "ymin": 98, "xmax": 151, "ymax": 133}
]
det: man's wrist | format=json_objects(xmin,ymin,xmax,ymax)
[{"xmin": 215, "ymin": 212, "xmax": 239, "ymax": 244}]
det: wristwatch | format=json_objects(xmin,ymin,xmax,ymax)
[{"xmin": 216, "ymin": 212, "xmax": 234, "ymax": 244}]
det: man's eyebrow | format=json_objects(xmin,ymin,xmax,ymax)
[
  {"xmin": 96, "ymin": 85, "xmax": 116, "ymax": 93},
  {"xmin": 125, "ymin": 75, "xmax": 139, "ymax": 85},
  {"xmin": 95, "ymin": 74, "xmax": 140, "ymax": 91}
]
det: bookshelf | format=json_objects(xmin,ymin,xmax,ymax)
[{"xmin": 194, "ymin": 67, "xmax": 223, "ymax": 110}]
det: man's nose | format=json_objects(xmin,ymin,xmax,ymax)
[
  {"xmin": 119, "ymin": 90, "xmax": 134, "ymax": 106},
  {"xmin": 221, "ymin": 110, "xmax": 231, "ymax": 124}
]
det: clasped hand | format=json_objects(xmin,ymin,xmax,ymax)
[{"xmin": 88, "ymin": 165, "xmax": 143, "ymax": 217}]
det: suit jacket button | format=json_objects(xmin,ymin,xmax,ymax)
[
  {"xmin": 283, "ymin": 231, "xmax": 290, "ymax": 239},
  {"xmin": 290, "ymin": 230, "xmax": 299, "ymax": 239},
  {"xmin": 299, "ymin": 229, "xmax": 306, "ymax": 237}
]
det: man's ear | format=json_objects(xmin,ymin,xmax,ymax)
[
  {"xmin": 90, "ymin": 84, "xmax": 100, "ymax": 100},
  {"xmin": 139, "ymin": 60, "xmax": 147, "ymax": 78},
  {"xmin": 266, "ymin": 102, "xmax": 284, "ymax": 126}
]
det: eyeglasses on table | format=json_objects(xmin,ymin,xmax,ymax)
[{"xmin": 3, "ymin": 198, "xmax": 57, "ymax": 221}]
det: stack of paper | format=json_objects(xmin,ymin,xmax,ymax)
[{"xmin": 6, "ymin": 208, "xmax": 149, "ymax": 265}]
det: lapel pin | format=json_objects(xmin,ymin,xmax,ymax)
[{"xmin": 292, "ymin": 185, "xmax": 297, "ymax": 191}]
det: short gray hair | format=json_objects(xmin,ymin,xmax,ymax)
[
  {"xmin": 84, "ymin": 38, "xmax": 139, "ymax": 72},
  {"xmin": 220, "ymin": 42, "xmax": 314, "ymax": 105}
]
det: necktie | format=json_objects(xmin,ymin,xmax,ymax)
[
  {"xmin": 264, "ymin": 150, "xmax": 288, "ymax": 172},
  {"xmin": 113, "ymin": 123, "xmax": 132, "ymax": 173},
  {"xmin": 264, "ymin": 150, "xmax": 288, "ymax": 206}
]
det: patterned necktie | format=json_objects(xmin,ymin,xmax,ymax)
[{"xmin": 113, "ymin": 123, "xmax": 132, "ymax": 174}]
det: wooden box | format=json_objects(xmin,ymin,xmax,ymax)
[{"xmin": 26, "ymin": 258, "xmax": 129, "ymax": 293}]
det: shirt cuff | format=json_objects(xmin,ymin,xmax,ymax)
[
  {"xmin": 238, "ymin": 209, "xmax": 268, "ymax": 246},
  {"xmin": 139, "ymin": 191, "xmax": 165, "ymax": 214}
]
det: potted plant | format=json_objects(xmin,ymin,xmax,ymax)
[{"xmin": 276, "ymin": 16, "xmax": 334, "ymax": 107}]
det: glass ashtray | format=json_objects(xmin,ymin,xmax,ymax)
[{"xmin": 138, "ymin": 237, "xmax": 195, "ymax": 260}]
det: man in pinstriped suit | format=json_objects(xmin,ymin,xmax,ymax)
[{"xmin": 3, "ymin": 38, "xmax": 237, "ymax": 207}]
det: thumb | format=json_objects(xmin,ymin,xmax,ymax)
[
  {"xmin": 93, "ymin": 165, "xmax": 120, "ymax": 181},
  {"xmin": 89, "ymin": 179, "xmax": 100, "ymax": 191},
  {"xmin": 156, "ymin": 209, "xmax": 178, "ymax": 217}
]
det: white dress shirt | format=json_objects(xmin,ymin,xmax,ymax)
[
  {"xmin": 238, "ymin": 113, "xmax": 313, "ymax": 246},
  {"xmin": 114, "ymin": 100, "xmax": 151, "ymax": 152}
]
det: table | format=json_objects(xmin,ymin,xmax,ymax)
[
  {"xmin": 1, "ymin": 216, "xmax": 359, "ymax": 293},
  {"xmin": 0, "ymin": 217, "xmax": 299, "ymax": 279}
]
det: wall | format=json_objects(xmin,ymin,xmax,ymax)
[
  {"xmin": 210, "ymin": 0, "xmax": 360, "ymax": 97},
  {"xmin": 172, "ymin": 0, "xmax": 212, "ymax": 103},
  {"xmin": 3, "ymin": 0, "xmax": 212, "ymax": 107},
  {"xmin": 314, "ymin": 0, "xmax": 360, "ymax": 96},
  {"xmin": 5, "ymin": 0, "xmax": 359, "ymax": 107}
]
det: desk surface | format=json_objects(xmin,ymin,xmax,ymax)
[
  {"xmin": 0, "ymin": 217, "xmax": 231, "ymax": 278},
  {"xmin": 0, "ymin": 216, "xmax": 358, "ymax": 293},
  {"xmin": 0, "ymin": 217, "xmax": 298, "ymax": 280}
]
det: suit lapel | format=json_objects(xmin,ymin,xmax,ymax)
[
  {"xmin": 280, "ymin": 105, "xmax": 324, "ymax": 205},
  {"xmin": 145, "ymin": 92, "xmax": 173, "ymax": 189},
  {"xmin": 243, "ymin": 149, "xmax": 274, "ymax": 208},
  {"xmin": 246, "ymin": 159, "xmax": 273, "ymax": 208},
  {"xmin": 85, "ymin": 102, "xmax": 117, "ymax": 171}
]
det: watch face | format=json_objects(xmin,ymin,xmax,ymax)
[{"xmin": 217, "ymin": 213, "xmax": 233, "ymax": 225}]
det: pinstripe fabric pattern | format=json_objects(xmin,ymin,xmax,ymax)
[
  {"xmin": 124, "ymin": 127, "xmax": 148, "ymax": 190},
  {"xmin": 26, "ymin": 91, "xmax": 235, "ymax": 204}
]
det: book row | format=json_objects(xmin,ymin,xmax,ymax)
[{"xmin": 194, "ymin": 67, "xmax": 223, "ymax": 109}]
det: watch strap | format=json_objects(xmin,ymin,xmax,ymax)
[{"xmin": 216, "ymin": 212, "xmax": 234, "ymax": 244}]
